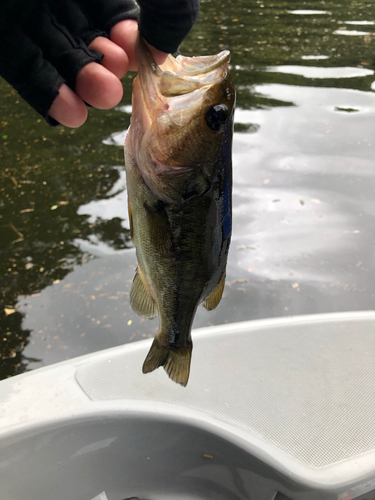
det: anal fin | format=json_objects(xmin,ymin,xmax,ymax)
[
  {"xmin": 130, "ymin": 267, "xmax": 157, "ymax": 319},
  {"xmin": 202, "ymin": 272, "xmax": 226, "ymax": 311},
  {"xmin": 142, "ymin": 336, "xmax": 193, "ymax": 387}
]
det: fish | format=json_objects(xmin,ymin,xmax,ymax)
[{"xmin": 124, "ymin": 36, "xmax": 235, "ymax": 386}]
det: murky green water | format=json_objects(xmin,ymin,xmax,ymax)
[{"xmin": 1, "ymin": 0, "xmax": 375, "ymax": 378}]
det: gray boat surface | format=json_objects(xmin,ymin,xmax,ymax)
[{"xmin": 1, "ymin": 311, "xmax": 375, "ymax": 500}]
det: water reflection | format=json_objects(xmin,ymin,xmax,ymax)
[
  {"xmin": 1, "ymin": 0, "xmax": 375, "ymax": 378},
  {"xmin": 0, "ymin": 160, "xmax": 132, "ymax": 374},
  {"xmin": 288, "ymin": 10, "xmax": 330, "ymax": 15},
  {"xmin": 333, "ymin": 30, "xmax": 372, "ymax": 36},
  {"xmin": 345, "ymin": 21, "xmax": 375, "ymax": 26},
  {"xmin": 76, "ymin": 168, "xmax": 130, "ymax": 254},
  {"xmin": 265, "ymin": 66, "xmax": 374, "ymax": 79}
]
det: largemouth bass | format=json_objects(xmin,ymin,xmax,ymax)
[{"xmin": 124, "ymin": 37, "xmax": 235, "ymax": 386}]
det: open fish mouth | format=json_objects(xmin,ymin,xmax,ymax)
[
  {"xmin": 157, "ymin": 49, "xmax": 231, "ymax": 97},
  {"xmin": 127, "ymin": 36, "xmax": 235, "ymax": 204},
  {"xmin": 137, "ymin": 36, "xmax": 231, "ymax": 118}
]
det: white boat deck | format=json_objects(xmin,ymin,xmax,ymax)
[{"xmin": 1, "ymin": 312, "xmax": 375, "ymax": 500}]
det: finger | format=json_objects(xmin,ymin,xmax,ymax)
[
  {"xmin": 48, "ymin": 84, "xmax": 88, "ymax": 127},
  {"xmin": 88, "ymin": 36, "xmax": 129, "ymax": 79},
  {"xmin": 110, "ymin": 20, "xmax": 139, "ymax": 71},
  {"xmin": 111, "ymin": 21, "xmax": 168, "ymax": 71},
  {"xmin": 147, "ymin": 43, "xmax": 168, "ymax": 67},
  {"xmin": 75, "ymin": 62, "xmax": 123, "ymax": 109}
]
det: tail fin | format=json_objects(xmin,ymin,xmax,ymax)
[{"xmin": 142, "ymin": 337, "xmax": 193, "ymax": 387}]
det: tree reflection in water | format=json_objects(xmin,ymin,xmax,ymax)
[{"xmin": 0, "ymin": 85, "xmax": 133, "ymax": 378}]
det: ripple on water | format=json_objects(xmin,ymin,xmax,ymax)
[
  {"xmin": 265, "ymin": 66, "xmax": 374, "ymax": 79},
  {"xmin": 333, "ymin": 29, "xmax": 372, "ymax": 36},
  {"xmin": 287, "ymin": 10, "xmax": 330, "ymax": 15},
  {"xmin": 301, "ymin": 55, "xmax": 330, "ymax": 61},
  {"xmin": 345, "ymin": 21, "xmax": 375, "ymax": 26}
]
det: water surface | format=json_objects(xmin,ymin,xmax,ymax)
[{"xmin": 1, "ymin": 0, "xmax": 375, "ymax": 378}]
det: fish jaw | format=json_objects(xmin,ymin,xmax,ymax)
[
  {"xmin": 137, "ymin": 36, "xmax": 231, "ymax": 110},
  {"xmin": 136, "ymin": 35, "xmax": 232, "ymax": 129}
]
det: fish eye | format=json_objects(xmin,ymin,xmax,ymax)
[{"xmin": 205, "ymin": 104, "xmax": 229, "ymax": 132}]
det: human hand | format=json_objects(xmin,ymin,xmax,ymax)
[
  {"xmin": 0, "ymin": 0, "xmax": 198, "ymax": 128},
  {"xmin": 49, "ymin": 19, "xmax": 167, "ymax": 127},
  {"xmin": 49, "ymin": 19, "xmax": 137, "ymax": 127},
  {"xmin": 0, "ymin": 0, "xmax": 145, "ymax": 127}
]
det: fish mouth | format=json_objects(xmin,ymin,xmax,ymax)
[{"xmin": 137, "ymin": 36, "xmax": 231, "ymax": 122}]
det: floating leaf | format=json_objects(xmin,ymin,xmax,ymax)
[{"xmin": 50, "ymin": 205, "xmax": 58, "ymax": 210}]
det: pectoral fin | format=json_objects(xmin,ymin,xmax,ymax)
[
  {"xmin": 202, "ymin": 273, "xmax": 226, "ymax": 311},
  {"xmin": 130, "ymin": 267, "xmax": 157, "ymax": 319}
]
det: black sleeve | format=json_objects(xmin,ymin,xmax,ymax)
[
  {"xmin": 0, "ymin": 25, "xmax": 64, "ymax": 121},
  {"xmin": 0, "ymin": 0, "xmax": 43, "ymax": 40},
  {"xmin": 137, "ymin": 0, "xmax": 200, "ymax": 53},
  {"xmin": 75, "ymin": 0, "xmax": 139, "ymax": 35}
]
